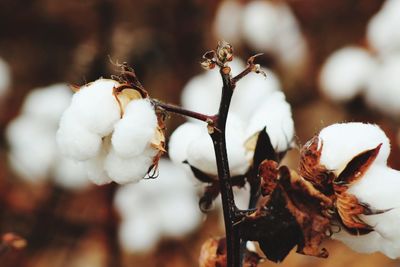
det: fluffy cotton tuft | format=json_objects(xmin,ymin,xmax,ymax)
[
  {"xmin": 246, "ymin": 91, "xmax": 294, "ymax": 153},
  {"xmin": 319, "ymin": 47, "xmax": 376, "ymax": 102},
  {"xmin": 114, "ymin": 159, "xmax": 202, "ymax": 252},
  {"xmin": 6, "ymin": 84, "xmax": 90, "ymax": 190},
  {"xmin": 367, "ymin": 0, "xmax": 400, "ymax": 57},
  {"xmin": 112, "ymin": 99, "xmax": 157, "ymax": 158},
  {"xmin": 318, "ymin": 122, "xmax": 390, "ymax": 175},
  {"xmin": 57, "ymin": 79, "xmax": 163, "ymax": 185}
]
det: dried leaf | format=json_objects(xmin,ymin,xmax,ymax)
[{"xmin": 199, "ymin": 237, "xmax": 227, "ymax": 267}]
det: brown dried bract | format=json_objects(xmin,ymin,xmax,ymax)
[{"xmin": 199, "ymin": 238, "xmax": 227, "ymax": 267}]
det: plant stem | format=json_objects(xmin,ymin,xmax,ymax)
[
  {"xmin": 152, "ymin": 100, "xmax": 216, "ymax": 123},
  {"xmin": 210, "ymin": 66, "xmax": 241, "ymax": 267}
]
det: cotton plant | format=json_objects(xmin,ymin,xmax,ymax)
[
  {"xmin": 114, "ymin": 159, "xmax": 202, "ymax": 252},
  {"xmin": 319, "ymin": 0, "xmax": 400, "ymax": 119},
  {"xmin": 54, "ymin": 41, "xmax": 400, "ymax": 266},
  {"xmin": 213, "ymin": 0, "xmax": 309, "ymax": 78},
  {"xmin": 6, "ymin": 84, "xmax": 90, "ymax": 190}
]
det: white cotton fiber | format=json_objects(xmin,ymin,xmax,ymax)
[
  {"xmin": 367, "ymin": 0, "xmax": 400, "ymax": 57},
  {"xmin": 104, "ymin": 148, "xmax": 156, "ymax": 184},
  {"xmin": 319, "ymin": 47, "xmax": 376, "ymax": 102},
  {"xmin": 112, "ymin": 99, "xmax": 157, "ymax": 158},
  {"xmin": 114, "ymin": 159, "xmax": 202, "ymax": 253},
  {"xmin": 0, "ymin": 57, "xmax": 11, "ymax": 96},
  {"xmin": 364, "ymin": 56, "xmax": 400, "ymax": 118},
  {"xmin": 231, "ymin": 69, "xmax": 280, "ymax": 121},
  {"xmin": 213, "ymin": 0, "xmax": 243, "ymax": 46},
  {"xmin": 168, "ymin": 122, "xmax": 204, "ymax": 165},
  {"xmin": 241, "ymin": 0, "xmax": 281, "ymax": 52},
  {"xmin": 21, "ymin": 84, "xmax": 72, "ymax": 123},
  {"xmin": 57, "ymin": 108, "xmax": 102, "ymax": 161},
  {"xmin": 53, "ymin": 157, "xmax": 90, "ymax": 190},
  {"xmin": 246, "ymin": 91, "xmax": 294, "ymax": 153},
  {"xmin": 70, "ymin": 79, "xmax": 121, "ymax": 136},
  {"xmin": 6, "ymin": 116, "xmax": 56, "ymax": 182},
  {"xmin": 118, "ymin": 213, "xmax": 161, "ymax": 253},
  {"xmin": 318, "ymin": 122, "xmax": 390, "ymax": 175}
]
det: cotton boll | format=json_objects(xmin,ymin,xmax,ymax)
[
  {"xmin": 365, "ymin": 56, "xmax": 400, "ymax": 117},
  {"xmin": 85, "ymin": 138, "xmax": 113, "ymax": 185},
  {"xmin": 186, "ymin": 132, "xmax": 217, "ymax": 175},
  {"xmin": 367, "ymin": 0, "xmax": 400, "ymax": 57},
  {"xmin": 53, "ymin": 157, "xmax": 90, "ymax": 190},
  {"xmin": 105, "ymin": 148, "xmax": 156, "ymax": 184},
  {"xmin": 158, "ymin": 193, "xmax": 202, "ymax": 237},
  {"xmin": 168, "ymin": 122, "xmax": 204, "ymax": 165},
  {"xmin": 112, "ymin": 99, "xmax": 157, "ymax": 158},
  {"xmin": 119, "ymin": 213, "xmax": 161, "ymax": 253},
  {"xmin": 319, "ymin": 47, "xmax": 376, "ymax": 102},
  {"xmin": 6, "ymin": 116, "xmax": 56, "ymax": 182},
  {"xmin": 231, "ymin": 69, "xmax": 280, "ymax": 121},
  {"xmin": 21, "ymin": 84, "xmax": 72, "ymax": 124},
  {"xmin": 0, "ymin": 58, "xmax": 11, "ymax": 96},
  {"xmin": 246, "ymin": 91, "xmax": 294, "ymax": 153},
  {"xmin": 213, "ymin": 0, "xmax": 243, "ymax": 46},
  {"xmin": 318, "ymin": 123, "xmax": 390, "ymax": 175},
  {"xmin": 71, "ymin": 79, "xmax": 121, "ymax": 136},
  {"xmin": 242, "ymin": 0, "xmax": 281, "ymax": 52},
  {"xmin": 181, "ymin": 71, "xmax": 222, "ymax": 115},
  {"xmin": 181, "ymin": 58, "xmax": 245, "ymax": 117},
  {"xmin": 333, "ymin": 230, "xmax": 381, "ymax": 255},
  {"xmin": 57, "ymin": 108, "xmax": 102, "ymax": 161}
]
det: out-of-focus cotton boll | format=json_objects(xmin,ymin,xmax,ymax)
[
  {"xmin": 367, "ymin": 0, "xmax": 400, "ymax": 57},
  {"xmin": 186, "ymin": 113, "xmax": 249, "ymax": 176},
  {"xmin": 118, "ymin": 212, "xmax": 161, "ymax": 253},
  {"xmin": 181, "ymin": 58, "xmax": 245, "ymax": 116},
  {"xmin": 231, "ymin": 69, "xmax": 280, "ymax": 121},
  {"xmin": 365, "ymin": 56, "xmax": 400, "ymax": 118},
  {"xmin": 242, "ymin": 1, "xmax": 281, "ymax": 53},
  {"xmin": 0, "ymin": 58, "xmax": 11, "ymax": 96},
  {"xmin": 6, "ymin": 84, "xmax": 90, "ymax": 190},
  {"xmin": 318, "ymin": 123, "xmax": 390, "ymax": 175},
  {"xmin": 114, "ymin": 159, "xmax": 201, "ymax": 253},
  {"xmin": 70, "ymin": 79, "xmax": 121, "ymax": 136},
  {"xmin": 319, "ymin": 47, "xmax": 376, "ymax": 102},
  {"xmin": 53, "ymin": 157, "xmax": 90, "ymax": 190},
  {"xmin": 21, "ymin": 84, "xmax": 72, "ymax": 123},
  {"xmin": 168, "ymin": 122, "xmax": 204, "ymax": 165},
  {"xmin": 112, "ymin": 99, "xmax": 157, "ymax": 158},
  {"xmin": 246, "ymin": 91, "xmax": 294, "ymax": 153},
  {"xmin": 213, "ymin": 0, "xmax": 243, "ymax": 46},
  {"xmin": 7, "ymin": 117, "xmax": 56, "ymax": 182}
]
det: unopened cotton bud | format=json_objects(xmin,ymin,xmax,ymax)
[{"xmin": 319, "ymin": 47, "xmax": 376, "ymax": 102}]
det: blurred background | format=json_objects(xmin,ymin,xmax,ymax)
[{"xmin": 1, "ymin": 0, "xmax": 400, "ymax": 266}]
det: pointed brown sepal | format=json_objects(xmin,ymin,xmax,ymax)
[{"xmin": 334, "ymin": 143, "xmax": 382, "ymax": 187}]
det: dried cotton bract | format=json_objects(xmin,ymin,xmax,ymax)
[
  {"xmin": 6, "ymin": 84, "xmax": 89, "ymax": 190},
  {"xmin": 301, "ymin": 122, "xmax": 400, "ymax": 258},
  {"xmin": 56, "ymin": 78, "xmax": 165, "ymax": 185}
]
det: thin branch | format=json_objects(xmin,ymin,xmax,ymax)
[{"xmin": 152, "ymin": 99, "xmax": 217, "ymax": 123}]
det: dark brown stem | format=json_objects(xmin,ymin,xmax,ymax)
[
  {"xmin": 210, "ymin": 66, "xmax": 241, "ymax": 267},
  {"xmin": 152, "ymin": 99, "xmax": 217, "ymax": 123}
]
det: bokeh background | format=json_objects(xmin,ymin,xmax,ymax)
[{"xmin": 1, "ymin": 0, "xmax": 400, "ymax": 266}]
